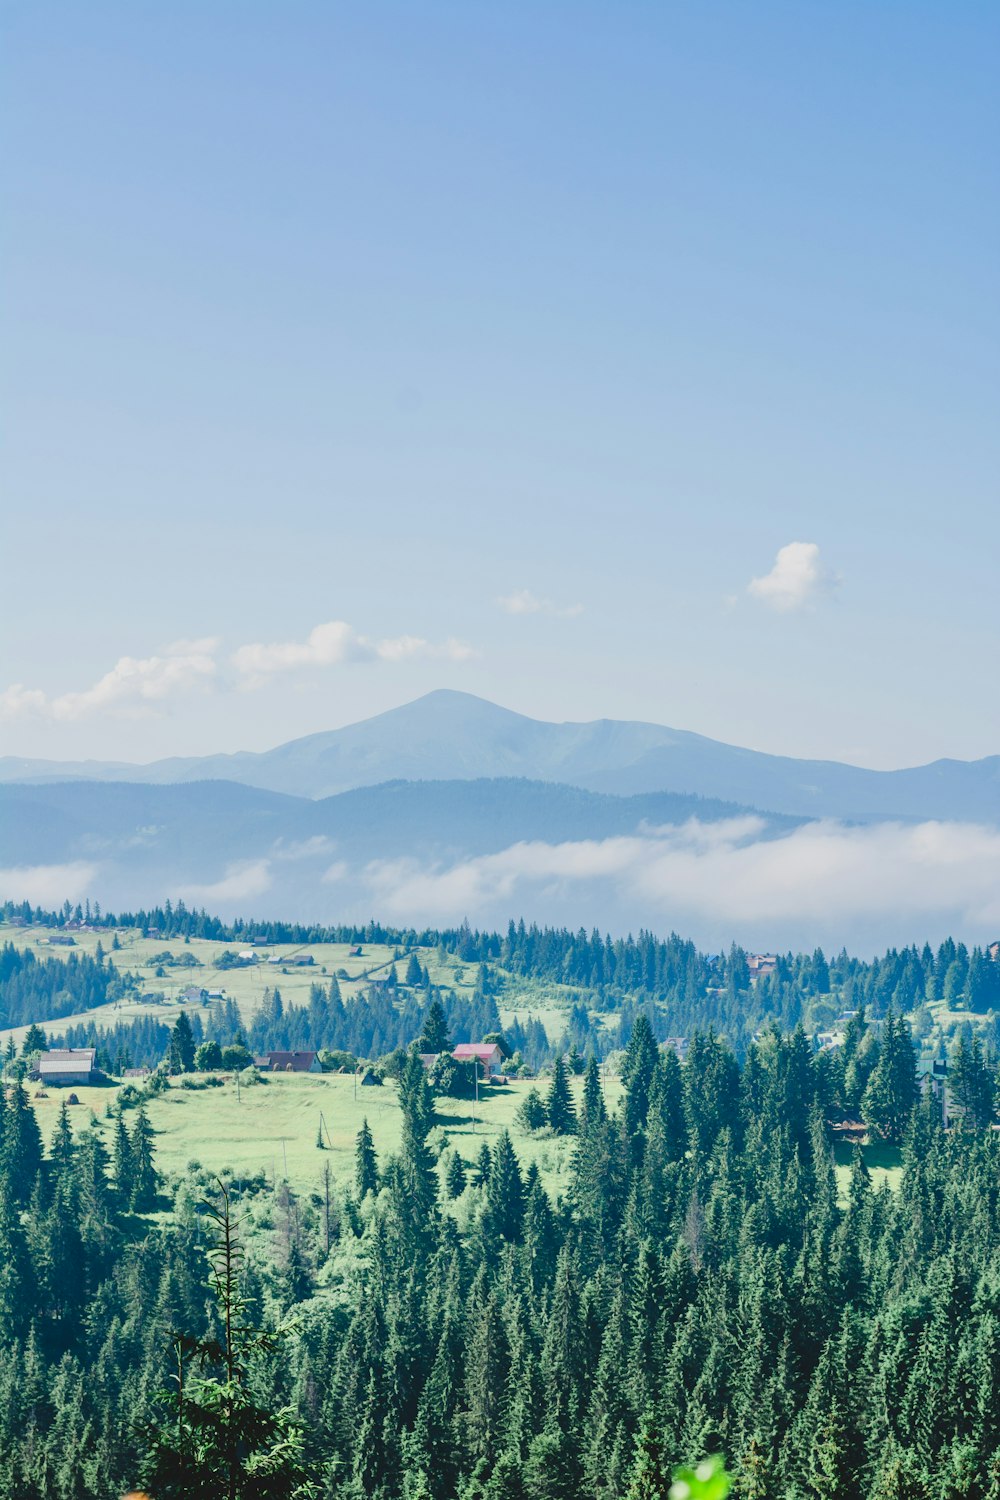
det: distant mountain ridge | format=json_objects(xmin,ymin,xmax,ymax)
[{"xmin": 1, "ymin": 689, "xmax": 997, "ymax": 824}]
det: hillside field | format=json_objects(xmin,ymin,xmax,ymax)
[
  {"xmin": 29, "ymin": 1069, "xmax": 596, "ymax": 1204},
  {"xmin": 0, "ymin": 922, "xmax": 581, "ymax": 1050}
]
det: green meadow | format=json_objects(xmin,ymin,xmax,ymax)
[{"xmin": 29, "ymin": 1070, "xmax": 611, "ymax": 1206}]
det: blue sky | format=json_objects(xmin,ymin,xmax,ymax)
[{"xmin": 3, "ymin": 1, "xmax": 997, "ymax": 768}]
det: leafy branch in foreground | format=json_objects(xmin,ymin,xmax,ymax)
[{"xmin": 137, "ymin": 1180, "xmax": 316, "ymax": 1500}]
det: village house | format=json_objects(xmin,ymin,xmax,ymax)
[
  {"xmin": 748, "ymin": 953, "xmax": 777, "ymax": 981},
  {"xmin": 41, "ymin": 933, "xmax": 77, "ymax": 947},
  {"xmin": 178, "ymin": 985, "xmax": 207, "ymax": 1003},
  {"xmin": 254, "ymin": 1051, "xmax": 322, "ymax": 1073},
  {"xmin": 37, "ymin": 1048, "xmax": 101, "ymax": 1086},
  {"xmin": 452, "ymin": 1042, "xmax": 504, "ymax": 1078},
  {"xmin": 660, "ymin": 1036, "xmax": 689, "ymax": 1063},
  {"xmin": 918, "ymin": 1057, "xmax": 951, "ymax": 1125},
  {"xmin": 348, "ymin": 945, "xmax": 363, "ymax": 957}
]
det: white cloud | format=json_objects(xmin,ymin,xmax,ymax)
[
  {"xmin": 498, "ymin": 589, "xmax": 584, "ymax": 619},
  {"xmin": 0, "ymin": 640, "xmax": 219, "ymax": 722},
  {"xmin": 0, "ymin": 861, "xmax": 98, "ymax": 906},
  {"xmin": 359, "ymin": 818, "xmax": 1000, "ymax": 951},
  {"xmin": 270, "ymin": 836, "xmax": 336, "ymax": 862},
  {"xmin": 747, "ymin": 542, "xmax": 834, "ymax": 612},
  {"xmin": 1, "ymin": 618, "xmax": 476, "ymax": 717},
  {"xmin": 174, "ymin": 859, "xmax": 273, "ymax": 906},
  {"xmin": 232, "ymin": 620, "xmax": 475, "ymax": 685}
]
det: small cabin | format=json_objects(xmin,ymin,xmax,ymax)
[
  {"xmin": 38, "ymin": 1048, "xmax": 100, "ymax": 1086},
  {"xmin": 256, "ymin": 1051, "xmax": 322, "ymax": 1074}
]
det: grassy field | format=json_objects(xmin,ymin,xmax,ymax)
[
  {"xmin": 27, "ymin": 1070, "xmax": 612, "ymax": 1206},
  {"xmin": 832, "ymin": 1138, "xmax": 903, "ymax": 1201}
]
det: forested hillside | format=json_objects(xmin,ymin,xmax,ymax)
[
  {"xmin": 1, "ymin": 1016, "xmax": 1000, "ymax": 1496},
  {"xmin": 4, "ymin": 906, "xmax": 1000, "ymax": 1493},
  {"xmin": 7, "ymin": 897, "xmax": 999, "ymax": 1067}
]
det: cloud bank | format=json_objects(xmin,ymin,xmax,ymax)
[
  {"xmin": 748, "ymin": 542, "xmax": 835, "ymax": 611},
  {"xmin": 231, "ymin": 620, "xmax": 474, "ymax": 684},
  {"xmin": 0, "ymin": 640, "xmax": 219, "ymax": 722},
  {"xmin": 174, "ymin": 859, "xmax": 273, "ymax": 906},
  {"xmin": 12, "ymin": 817, "xmax": 996, "ymax": 954},
  {"xmin": 357, "ymin": 817, "xmax": 1000, "ymax": 951},
  {"xmin": 498, "ymin": 589, "xmax": 583, "ymax": 618},
  {"xmin": 1, "ymin": 619, "xmax": 475, "ymax": 719},
  {"xmin": 0, "ymin": 862, "xmax": 98, "ymax": 907}
]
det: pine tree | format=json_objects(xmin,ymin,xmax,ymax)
[
  {"xmin": 949, "ymin": 1030, "xmax": 995, "ymax": 1128},
  {"xmin": 405, "ymin": 953, "xmax": 424, "ymax": 987},
  {"xmin": 861, "ymin": 1012, "xmax": 918, "ymax": 1142},
  {"xmin": 129, "ymin": 1105, "xmax": 159, "ymax": 1212},
  {"xmin": 546, "ymin": 1055, "xmax": 577, "ymax": 1135},
  {"xmin": 138, "ymin": 1181, "xmax": 314, "ymax": 1498},
  {"xmin": 3, "ymin": 1080, "xmax": 43, "ymax": 1205},
  {"xmin": 473, "ymin": 1141, "xmax": 493, "ymax": 1188},
  {"xmin": 420, "ymin": 998, "xmax": 451, "ymax": 1054},
  {"xmin": 622, "ymin": 1014, "xmax": 660, "ymax": 1146},
  {"xmin": 624, "ymin": 1415, "xmax": 672, "ymax": 1500},
  {"xmin": 170, "ymin": 1012, "xmax": 196, "ymax": 1073},
  {"xmin": 485, "ymin": 1131, "xmax": 525, "ymax": 1244},
  {"xmin": 48, "ymin": 1099, "xmax": 75, "ymax": 1189},
  {"xmin": 354, "ymin": 1119, "xmax": 379, "ymax": 1199},
  {"xmin": 514, "ymin": 1087, "xmax": 547, "ymax": 1132},
  {"xmin": 445, "ymin": 1151, "xmax": 467, "ymax": 1199},
  {"xmin": 112, "ymin": 1110, "xmax": 134, "ymax": 1204},
  {"xmin": 580, "ymin": 1052, "xmax": 607, "ymax": 1131}
]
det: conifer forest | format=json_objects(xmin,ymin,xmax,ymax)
[{"xmin": 1, "ymin": 909, "xmax": 999, "ymax": 1498}]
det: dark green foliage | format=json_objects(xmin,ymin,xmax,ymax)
[
  {"xmin": 354, "ymin": 1118, "xmax": 379, "ymax": 1198},
  {"xmin": 485, "ymin": 1130, "xmax": 525, "ymax": 1244},
  {"xmin": 949, "ymin": 1029, "xmax": 995, "ymax": 1128},
  {"xmin": 129, "ymin": 1104, "xmax": 159, "ymax": 1211},
  {"xmin": 514, "ymin": 1086, "xmax": 547, "ymax": 1132},
  {"xmin": 138, "ymin": 1183, "xmax": 314, "ymax": 1497},
  {"xmin": 3, "ymin": 1079, "xmax": 43, "ymax": 1205},
  {"xmin": 861, "ymin": 1011, "xmax": 919, "ymax": 1142},
  {"xmin": 195, "ymin": 1039, "xmax": 224, "ymax": 1070},
  {"xmin": 419, "ymin": 996, "xmax": 451, "ymax": 1054},
  {"xmin": 0, "ymin": 943, "xmax": 120, "ymax": 1030},
  {"xmin": 580, "ymin": 1051, "xmax": 607, "ymax": 1131},
  {"xmin": 2, "ymin": 906, "xmax": 1000, "ymax": 1497},
  {"xmin": 22, "ymin": 1022, "xmax": 48, "ymax": 1057},
  {"xmin": 169, "ymin": 1011, "xmax": 196, "ymax": 1073},
  {"xmin": 546, "ymin": 1055, "xmax": 576, "ymax": 1135},
  {"xmin": 444, "ymin": 1150, "xmax": 467, "ymax": 1199},
  {"xmin": 473, "ymin": 1140, "xmax": 493, "ymax": 1187}
]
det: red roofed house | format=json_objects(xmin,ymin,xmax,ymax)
[
  {"xmin": 256, "ymin": 1051, "xmax": 322, "ymax": 1074},
  {"xmin": 452, "ymin": 1043, "xmax": 504, "ymax": 1078}
]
